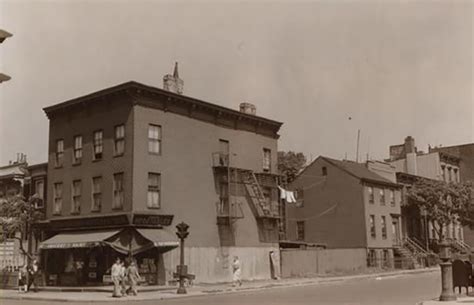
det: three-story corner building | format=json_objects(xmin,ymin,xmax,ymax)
[
  {"xmin": 286, "ymin": 156, "xmax": 402, "ymax": 268},
  {"xmin": 40, "ymin": 66, "xmax": 283, "ymax": 286}
]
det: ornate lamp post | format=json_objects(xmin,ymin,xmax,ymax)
[
  {"xmin": 176, "ymin": 222, "xmax": 189, "ymax": 294},
  {"xmin": 439, "ymin": 239, "xmax": 456, "ymax": 301}
]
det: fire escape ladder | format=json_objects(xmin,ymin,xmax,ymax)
[{"xmin": 242, "ymin": 171, "xmax": 271, "ymax": 217}]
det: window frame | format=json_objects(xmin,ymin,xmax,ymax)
[
  {"xmin": 91, "ymin": 176, "xmax": 102, "ymax": 212},
  {"xmin": 53, "ymin": 182, "xmax": 63, "ymax": 215},
  {"xmin": 389, "ymin": 189, "xmax": 395, "ymax": 206},
  {"xmin": 34, "ymin": 179, "xmax": 45, "ymax": 209},
  {"xmin": 73, "ymin": 135, "xmax": 83, "ymax": 165},
  {"xmin": 370, "ymin": 215, "xmax": 376, "ymax": 238},
  {"xmin": 71, "ymin": 180, "xmax": 81, "ymax": 214},
  {"xmin": 112, "ymin": 173, "xmax": 124, "ymax": 210},
  {"xmin": 263, "ymin": 148, "xmax": 271, "ymax": 172},
  {"xmin": 114, "ymin": 124, "xmax": 125, "ymax": 157},
  {"xmin": 381, "ymin": 216, "xmax": 387, "ymax": 239},
  {"xmin": 147, "ymin": 173, "xmax": 161, "ymax": 209},
  {"xmin": 379, "ymin": 188, "xmax": 385, "ymax": 205},
  {"xmin": 296, "ymin": 221, "xmax": 305, "ymax": 241},
  {"xmin": 55, "ymin": 139, "xmax": 64, "ymax": 168},
  {"xmin": 93, "ymin": 130, "xmax": 103, "ymax": 161},
  {"xmin": 148, "ymin": 124, "xmax": 162, "ymax": 155},
  {"xmin": 368, "ymin": 186, "xmax": 374, "ymax": 204}
]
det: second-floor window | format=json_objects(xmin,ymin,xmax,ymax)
[
  {"xmin": 368, "ymin": 187, "xmax": 374, "ymax": 203},
  {"xmin": 93, "ymin": 130, "xmax": 103, "ymax": 160},
  {"xmin": 91, "ymin": 176, "xmax": 102, "ymax": 212},
  {"xmin": 147, "ymin": 173, "xmax": 161, "ymax": 209},
  {"xmin": 381, "ymin": 216, "xmax": 387, "ymax": 239},
  {"xmin": 379, "ymin": 189, "xmax": 385, "ymax": 205},
  {"xmin": 296, "ymin": 221, "xmax": 305, "ymax": 241},
  {"xmin": 73, "ymin": 135, "xmax": 82, "ymax": 164},
  {"xmin": 263, "ymin": 148, "xmax": 271, "ymax": 172},
  {"xmin": 34, "ymin": 179, "xmax": 45, "ymax": 209},
  {"xmin": 148, "ymin": 124, "xmax": 162, "ymax": 154},
  {"xmin": 53, "ymin": 182, "xmax": 62, "ymax": 215},
  {"xmin": 390, "ymin": 190, "xmax": 395, "ymax": 206},
  {"xmin": 55, "ymin": 139, "xmax": 64, "ymax": 167},
  {"xmin": 113, "ymin": 173, "xmax": 124, "ymax": 209},
  {"xmin": 114, "ymin": 125, "xmax": 125, "ymax": 156},
  {"xmin": 370, "ymin": 215, "xmax": 376, "ymax": 238},
  {"xmin": 71, "ymin": 180, "xmax": 81, "ymax": 214}
]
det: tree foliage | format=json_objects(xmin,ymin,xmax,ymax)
[
  {"xmin": 0, "ymin": 195, "xmax": 43, "ymax": 259},
  {"xmin": 278, "ymin": 151, "xmax": 307, "ymax": 184},
  {"xmin": 406, "ymin": 178, "xmax": 473, "ymax": 241}
]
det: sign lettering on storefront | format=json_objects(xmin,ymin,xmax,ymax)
[
  {"xmin": 133, "ymin": 214, "xmax": 174, "ymax": 227},
  {"xmin": 50, "ymin": 215, "xmax": 129, "ymax": 229}
]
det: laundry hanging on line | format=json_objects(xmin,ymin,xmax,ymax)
[{"xmin": 277, "ymin": 186, "xmax": 297, "ymax": 204}]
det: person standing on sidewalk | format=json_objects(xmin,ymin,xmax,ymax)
[
  {"xmin": 111, "ymin": 258, "xmax": 122, "ymax": 297},
  {"xmin": 27, "ymin": 260, "xmax": 39, "ymax": 292},
  {"xmin": 232, "ymin": 256, "xmax": 242, "ymax": 287},
  {"xmin": 120, "ymin": 260, "xmax": 127, "ymax": 296},
  {"xmin": 18, "ymin": 264, "xmax": 27, "ymax": 293},
  {"xmin": 126, "ymin": 260, "xmax": 141, "ymax": 296}
]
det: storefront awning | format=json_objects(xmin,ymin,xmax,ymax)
[
  {"xmin": 39, "ymin": 229, "xmax": 121, "ymax": 250},
  {"xmin": 135, "ymin": 228, "xmax": 179, "ymax": 247}
]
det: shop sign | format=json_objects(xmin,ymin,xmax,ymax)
[
  {"xmin": 50, "ymin": 215, "xmax": 129, "ymax": 229},
  {"xmin": 133, "ymin": 214, "xmax": 174, "ymax": 227},
  {"xmin": 40, "ymin": 241, "xmax": 102, "ymax": 249}
]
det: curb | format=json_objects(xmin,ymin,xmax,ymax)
[{"xmin": 0, "ymin": 267, "xmax": 439, "ymax": 303}]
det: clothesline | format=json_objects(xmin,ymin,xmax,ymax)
[{"xmin": 286, "ymin": 203, "xmax": 339, "ymax": 221}]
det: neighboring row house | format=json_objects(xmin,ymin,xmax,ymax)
[
  {"xmin": 38, "ymin": 64, "xmax": 283, "ymax": 286},
  {"xmin": 287, "ymin": 156, "xmax": 403, "ymax": 269},
  {"xmin": 0, "ymin": 154, "xmax": 47, "ymax": 270}
]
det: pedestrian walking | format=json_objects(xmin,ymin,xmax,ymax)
[
  {"xmin": 126, "ymin": 260, "xmax": 141, "ymax": 296},
  {"xmin": 232, "ymin": 256, "xmax": 242, "ymax": 287},
  {"xmin": 120, "ymin": 260, "xmax": 127, "ymax": 296},
  {"xmin": 27, "ymin": 260, "xmax": 39, "ymax": 292},
  {"xmin": 111, "ymin": 258, "xmax": 122, "ymax": 297},
  {"xmin": 18, "ymin": 264, "xmax": 27, "ymax": 293}
]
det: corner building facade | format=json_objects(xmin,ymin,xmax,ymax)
[{"xmin": 42, "ymin": 81, "xmax": 282, "ymax": 285}]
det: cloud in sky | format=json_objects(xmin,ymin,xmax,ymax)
[{"xmin": 0, "ymin": 0, "xmax": 472, "ymax": 164}]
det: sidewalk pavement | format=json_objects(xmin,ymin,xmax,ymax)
[{"xmin": 0, "ymin": 267, "xmax": 439, "ymax": 303}]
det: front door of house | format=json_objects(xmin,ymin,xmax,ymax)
[{"xmin": 392, "ymin": 217, "xmax": 401, "ymax": 246}]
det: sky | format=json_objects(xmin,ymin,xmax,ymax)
[{"xmin": 0, "ymin": 0, "xmax": 472, "ymax": 165}]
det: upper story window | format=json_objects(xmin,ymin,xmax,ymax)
[
  {"xmin": 379, "ymin": 189, "xmax": 385, "ymax": 205},
  {"xmin": 53, "ymin": 182, "xmax": 63, "ymax": 215},
  {"xmin": 147, "ymin": 173, "xmax": 161, "ymax": 209},
  {"xmin": 93, "ymin": 130, "xmax": 103, "ymax": 160},
  {"xmin": 263, "ymin": 148, "xmax": 271, "ymax": 172},
  {"xmin": 389, "ymin": 189, "xmax": 395, "ymax": 206},
  {"xmin": 368, "ymin": 187, "xmax": 374, "ymax": 204},
  {"xmin": 447, "ymin": 167, "xmax": 453, "ymax": 182},
  {"xmin": 295, "ymin": 189, "xmax": 304, "ymax": 207},
  {"xmin": 114, "ymin": 125, "xmax": 125, "ymax": 156},
  {"xmin": 55, "ymin": 139, "xmax": 64, "ymax": 167},
  {"xmin": 148, "ymin": 124, "xmax": 162, "ymax": 155},
  {"xmin": 113, "ymin": 173, "xmax": 124, "ymax": 210},
  {"xmin": 441, "ymin": 165, "xmax": 446, "ymax": 181},
  {"xmin": 73, "ymin": 135, "xmax": 82, "ymax": 164},
  {"xmin": 296, "ymin": 221, "xmax": 305, "ymax": 241},
  {"xmin": 381, "ymin": 216, "xmax": 387, "ymax": 239},
  {"xmin": 71, "ymin": 180, "xmax": 81, "ymax": 214},
  {"xmin": 91, "ymin": 176, "xmax": 102, "ymax": 212},
  {"xmin": 34, "ymin": 179, "xmax": 45, "ymax": 209},
  {"xmin": 454, "ymin": 168, "xmax": 459, "ymax": 183},
  {"xmin": 370, "ymin": 215, "xmax": 376, "ymax": 238},
  {"xmin": 322, "ymin": 167, "xmax": 327, "ymax": 176}
]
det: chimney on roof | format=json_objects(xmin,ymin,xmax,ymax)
[
  {"xmin": 163, "ymin": 62, "xmax": 184, "ymax": 94},
  {"xmin": 404, "ymin": 136, "xmax": 416, "ymax": 154},
  {"xmin": 239, "ymin": 102, "xmax": 256, "ymax": 115}
]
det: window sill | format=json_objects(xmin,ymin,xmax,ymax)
[
  {"xmin": 70, "ymin": 212, "xmax": 81, "ymax": 215},
  {"xmin": 92, "ymin": 158, "xmax": 103, "ymax": 163},
  {"xmin": 72, "ymin": 162, "xmax": 81, "ymax": 167},
  {"xmin": 113, "ymin": 154, "xmax": 124, "ymax": 158},
  {"xmin": 148, "ymin": 152, "xmax": 162, "ymax": 156},
  {"xmin": 54, "ymin": 165, "xmax": 63, "ymax": 169},
  {"xmin": 112, "ymin": 207, "xmax": 123, "ymax": 211},
  {"xmin": 91, "ymin": 209, "xmax": 101, "ymax": 213},
  {"xmin": 147, "ymin": 206, "xmax": 161, "ymax": 210}
]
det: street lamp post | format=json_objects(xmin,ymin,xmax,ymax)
[
  {"xmin": 439, "ymin": 239, "xmax": 456, "ymax": 301},
  {"xmin": 175, "ymin": 222, "xmax": 189, "ymax": 294}
]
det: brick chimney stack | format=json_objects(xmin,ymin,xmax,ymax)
[
  {"xmin": 239, "ymin": 102, "xmax": 256, "ymax": 115},
  {"xmin": 163, "ymin": 62, "xmax": 184, "ymax": 94}
]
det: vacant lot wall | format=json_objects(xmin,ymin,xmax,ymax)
[{"xmin": 281, "ymin": 248, "xmax": 367, "ymax": 278}]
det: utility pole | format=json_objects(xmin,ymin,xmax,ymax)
[{"xmin": 355, "ymin": 129, "xmax": 360, "ymax": 163}]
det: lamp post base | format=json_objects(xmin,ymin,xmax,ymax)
[{"xmin": 439, "ymin": 261, "xmax": 456, "ymax": 302}]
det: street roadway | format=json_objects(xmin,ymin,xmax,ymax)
[{"xmin": 2, "ymin": 271, "xmax": 442, "ymax": 305}]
